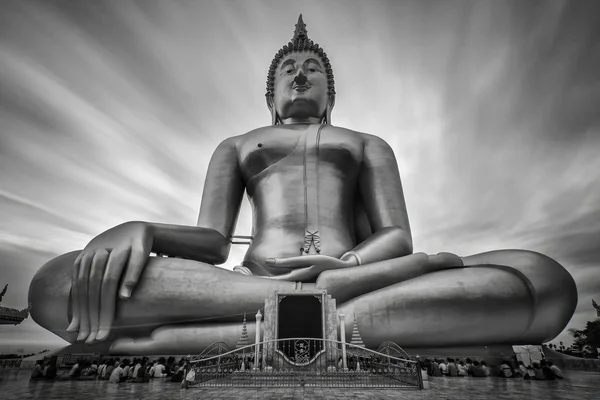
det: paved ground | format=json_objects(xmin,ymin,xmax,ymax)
[{"xmin": 1, "ymin": 369, "xmax": 598, "ymax": 399}]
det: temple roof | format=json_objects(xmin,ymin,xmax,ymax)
[{"xmin": 0, "ymin": 305, "xmax": 29, "ymax": 325}]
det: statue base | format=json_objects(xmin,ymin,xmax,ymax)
[{"xmin": 404, "ymin": 344, "xmax": 517, "ymax": 362}]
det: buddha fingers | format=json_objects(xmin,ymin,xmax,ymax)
[{"xmin": 86, "ymin": 250, "xmax": 109, "ymax": 343}]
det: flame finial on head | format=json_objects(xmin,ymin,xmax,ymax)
[{"xmin": 293, "ymin": 14, "xmax": 308, "ymax": 41}]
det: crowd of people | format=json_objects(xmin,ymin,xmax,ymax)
[
  {"xmin": 421, "ymin": 358, "xmax": 564, "ymax": 381},
  {"xmin": 30, "ymin": 356, "xmax": 188, "ymax": 383}
]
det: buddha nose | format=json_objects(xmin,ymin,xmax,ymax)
[{"xmin": 294, "ymin": 70, "xmax": 308, "ymax": 86}]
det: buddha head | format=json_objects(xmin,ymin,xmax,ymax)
[{"xmin": 266, "ymin": 15, "xmax": 336, "ymax": 125}]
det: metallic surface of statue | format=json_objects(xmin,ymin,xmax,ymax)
[{"xmin": 28, "ymin": 15, "xmax": 577, "ymax": 355}]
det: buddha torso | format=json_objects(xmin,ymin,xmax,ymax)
[{"xmin": 233, "ymin": 123, "xmax": 367, "ymax": 276}]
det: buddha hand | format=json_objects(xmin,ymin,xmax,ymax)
[
  {"xmin": 266, "ymin": 254, "xmax": 355, "ymax": 282},
  {"xmin": 66, "ymin": 221, "xmax": 154, "ymax": 343}
]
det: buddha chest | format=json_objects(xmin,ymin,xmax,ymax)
[{"xmin": 238, "ymin": 124, "xmax": 363, "ymax": 185}]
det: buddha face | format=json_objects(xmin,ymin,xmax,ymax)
[{"xmin": 273, "ymin": 51, "xmax": 330, "ymax": 122}]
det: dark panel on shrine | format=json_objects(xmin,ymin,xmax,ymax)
[
  {"xmin": 277, "ymin": 295, "xmax": 323, "ymax": 361},
  {"xmin": 278, "ymin": 295, "xmax": 323, "ymax": 339}
]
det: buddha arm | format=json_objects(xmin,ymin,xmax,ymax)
[
  {"xmin": 341, "ymin": 135, "xmax": 413, "ymax": 266},
  {"xmin": 148, "ymin": 223, "xmax": 230, "ymax": 264},
  {"xmin": 152, "ymin": 137, "xmax": 244, "ymax": 265}
]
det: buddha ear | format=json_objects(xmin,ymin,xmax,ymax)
[
  {"xmin": 266, "ymin": 95, "xmax": 279, "ymax": 125},
  {"xmin": 325, "ymin": 94, "xmax": 335, "ymax": 125}
]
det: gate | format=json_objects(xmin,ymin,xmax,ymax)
[{"xmin": 183, "ymin": 338, "xmax": 423, "ymax": 389}]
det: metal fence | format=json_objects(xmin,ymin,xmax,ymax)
[
  {"xmin": 0, "ymin": 358, "xmax": 23, "ymax": 369},
  {"xmin": 183, "ymin": 338, "xmax": 422, "ymax": 389}
]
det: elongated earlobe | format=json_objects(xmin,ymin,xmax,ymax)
[
  {"xmin": 266, "ymin": 95, "xmax": 280, "ymax": 125},
  {"xmin": 325, "ymin": 95, "xmax": 335, "ymax": 125},
  {"xmin": 272, "ymin": 110, "xmax": 278, "ymax": 125}
]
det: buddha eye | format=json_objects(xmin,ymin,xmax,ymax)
[{"xmin": 309, "ymin": 68, "xmax": 316, "ymax": 72}]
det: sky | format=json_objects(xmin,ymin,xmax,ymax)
[{"xmin": 0, "ymin": 0, "xmax": 599, "ymax": 354}]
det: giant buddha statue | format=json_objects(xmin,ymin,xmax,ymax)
[{"xmin": 29, "ymin": 16, "xmax": 577, "ymax": 355}]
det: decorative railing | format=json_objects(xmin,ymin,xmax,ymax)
[
  {"xmin": 183, "ymin": 338, "xmax": 422, "ymax": 388},
  {"xmin": 0, "ymin": 358, "xmax": 23, "ymax": 369}
]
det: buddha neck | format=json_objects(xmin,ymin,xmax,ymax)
[{"xmin": 281, "ymin": 116, "xmax": 323, "ymax": 125}]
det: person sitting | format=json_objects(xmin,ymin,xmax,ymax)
[
  {"xmin": 103, "ymin": 359, "xmax": 115, "ymax": 380},
  {"xmin": 153, "ymin": 357, "xmax": 167, "ymax": 378},
  {"xmin": 481, "ymin": 361, "xmax": 490, "ymax": 376},
  {"xmin": 457, "ymin": 361, "xmax": 468, "ymax": 376},
  {"xmin": 109, "ymin": 362, "xmax": 124, "ymax": 383},
  {"xmin": 127, "ymin": 358, "xmax": 137, "ymax": 380},
  {"xmin": 133, "ymin": 359, "xmax": 147, "ymax": 383},
  {"xmin": 30, "ymin": 360, "xmax": 44, "ymax": 380},
  {"xmin": 431, "ymin": 359, "xmax": 442, "ymax": 377},
  {"xmin": 170, "ymin": 359, "xmax": 186, "ymax": 382},
  {"xmin": 133, "ymin": 358, "xmax": 143, "ymax": 378},
  {"xmin": 517, "ymin": 361, "xmax": 528, "ymax": 378},
  {"xmin": 540, "ymin": 360, "xmax": 556, "ymax": 380},
  {"xmin": 439, "ymin": 360, "xmax": 448, "ymax": 376},
  {"xmin": 499, "ymin": 360, "xmax": 513, "ymax": 378},
  {"xmin": 121, "ymin": 359, "xmax": 131, "ymax": 380},
  {"xmin": 471, "ymin": 361, "xmax": 486, "ymax": 377},
  {"xmin": 98, "ymin": 360, "xmax": 108, "ymax": 380},
  {"xmin": 68, "ymin": 359, "xmax": 82, "ymax": 379},
  {"xmin": 447, "ymin": 358, "xmax": 458, "ymax": 377},
  {"xmin": 465, "ymin": 358, "xmax": 474, "ymax": 375},
  {"xmin": 91, "ymin": 360, "xmax": 98, "ymax": 374},
  {"xmin": 44, "ymin": 357, "xmax": 58, "ymax": 379},
  {"xmin": 80, "ymin": 360, "xmax": 96, "ymax": 379},
  {"xmin": 148, "ymin": 361, "xmax": 156, "ymax": 377},
  {"xmin": 532, "ymin": 362, "xmax": 545, "ymax": 380},
  {"xmin": 422, "ymin": 358, "xmax": 432, "ymax": 376},
  {"xmin": 166, "ymin": 356, "xmax": 176, "ymax": 377},
  {"xmin": 547, "ymin": 361, "xmax": 563, "ymax": 379},
  {"xmin": 524, "ymin": 364, "xmax": 536, "ymax": 380}
]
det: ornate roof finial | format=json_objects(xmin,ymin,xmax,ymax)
[
  {"xmin": 293, "ymin": 14, "xmax": 308, "ymax": 41},
  {"xmin": 0, "ymin": 284, "xmax": 7, "ymax": 304}
]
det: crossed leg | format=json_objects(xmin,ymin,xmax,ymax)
[
  {"xmin": 30, "ymin": 250, "xmax": 576, "ymax": 355},
  {"xmin": 337, "ymin": 250, "xmax": 577, "ymax": 348}
]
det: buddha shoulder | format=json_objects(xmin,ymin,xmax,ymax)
[{"xmin": 218, "ymin": 126, "xmax": 387, "ymax": 162}]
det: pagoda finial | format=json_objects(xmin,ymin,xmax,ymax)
[
  {"xmin": 350, "ymin": 313, "xmax": 366, "ymax": 348},
  {"xmin": 236, "ymin": 312, "xmax": 250, "ymax": 349},
  {"xmin": 293, "ymin": 14, "xmax": 308, "ymax": 41}
]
